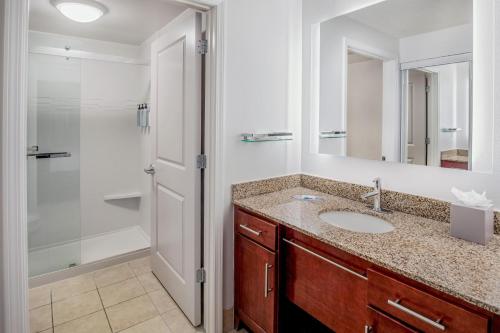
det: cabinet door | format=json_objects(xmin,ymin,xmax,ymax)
[
  {"xmin": 235, "ymin": 234, "xmax": 276, "ymax": 333},
  {"xmin": 367, "ymin": 306, "xmax": 418, "ymax": 333}
]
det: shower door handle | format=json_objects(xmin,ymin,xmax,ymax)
[
  {"xmin": 144, "ymin": 164, "xmax": 155, "ymax": 175},
  {"xmin": 27, "ymin": 152, "xmax": 71, "ymax": 159}
]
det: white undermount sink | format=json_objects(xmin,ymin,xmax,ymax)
[{"xmin": 319, "ymin": 211, "xmax": 395, "ymax": 234}]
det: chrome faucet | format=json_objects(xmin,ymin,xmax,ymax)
[{"xmin": 361, "ymin": 177, "xmax": 383, "ymax": 212}]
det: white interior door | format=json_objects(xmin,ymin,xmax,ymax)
[{"xmin": 150, "ymin": 9, "xmax": 202, "ymax": 326}]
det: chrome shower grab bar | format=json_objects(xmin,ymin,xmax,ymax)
[{"xmin": 27, "ymin": 152, "xmax": 72, "ymax": 159}]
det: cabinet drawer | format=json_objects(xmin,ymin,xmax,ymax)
[
  {"xmin": 283, "ymin": 238, "xmax": 367, "ymax": 333},
  {"xmin": 368, "ymin": 269, "xmax": 488, "ymax": 333},
  {"xmin": 235, "ymin": 209, "xmax": 277, "ymax": 250},
  {"xmin": 367, "ymin": 306, "xmax": 418, "ymax": 333}
]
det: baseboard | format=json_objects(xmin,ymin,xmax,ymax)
[
  {"xmin": 223, "ymin": 307, "xmax": 234, "ymax": 332},
  {"xmin": 29, "ymin": 247, "xmax": 150, "ymax": 288}
]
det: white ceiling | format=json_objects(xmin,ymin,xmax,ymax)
[
  {"xmin": 29, "ymin": 0, "xmax": 187, "ymax": 45},
  {"xmin": 346, "ymin": 0, "xmax": 472, "ymax": 39}
]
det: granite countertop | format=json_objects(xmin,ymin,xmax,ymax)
[
  {"xmin": 234, "ymin": 186, "xmax": 500, "ymax": 315},
  {"xmin": 441, "ymin": 155, "xmax": 469, "ymax": 163}
]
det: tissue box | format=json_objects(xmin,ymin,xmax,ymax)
[{"xmin": 450, "ymin": 203, "xmax": 493, "ymax": 245}]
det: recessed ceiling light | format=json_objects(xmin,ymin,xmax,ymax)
[{"xmin": 50, "ymin": 0, "xmax": 108, "ymax": 23}]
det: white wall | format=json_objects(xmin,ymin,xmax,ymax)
[
  {"xmin": 80, "ymin": 59, "xmax": 150, "ymax": 237},
  {"xmin": 430, "ymin": 63, "xmax": 470, "ymax": 152},
  {"xmin": 399, "ymin": 24, "xmax": 472, "ymax": 64},
  {"xmin": 381, "ymin": 59, "xmax": 400, "ymax": 162},
  {"xmin": 455, "ymin": 63, "xmax": 470, "ymax": 149},
  {"xmin": 473, "ymin": 0, "xmax": 495, "ymax": 172},
  {"xmin": 221, "ymin": 0, "xmax": 302, "ymax": 309},
  {"xmin": 437, "ymin": 65, "xmax": 459, "ymax": 152},
  {"xmin": 302, "ymin": 0, "xmax": 499, "ymax": 211},
  {"xmin": 318, "ymin": 16, "xmax": 398, "ymax": 156}
]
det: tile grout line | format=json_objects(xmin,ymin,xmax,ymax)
[
  {"xmin": 53, "ymin": 309, "xmax": 103, "ymax": 330},
  {"xmin": 97, "ymin": 275, "xmax": 141, "ymax": 291},
  {"xmin": 99, "ymin": 287, "xmax": 152, "ymax": 309},
  {"xmin": 50, "ymin": 276, "xmax": 101, "ymax": 329},
  {"xmin": 96, "ymin": 286, "xmax": 114, "ymax": 333},
  {"xmin": 29, "ymin": 302, "xmax": 52, "ymax": 312},
  {"xmin": 114, "ymin": 313, "xmax": 160, "ymax": 333},
  {"xmin": 50, "ymin": 289, "xmax": 54, "ymax": 332},
  {"xmin": 108, "ymin": 293, "xmax": 161, "ymax": 333}
]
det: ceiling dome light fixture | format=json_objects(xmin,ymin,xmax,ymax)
[{"xmin": 50, "ymin": 0, "xmax": 108, "ymax": 23}]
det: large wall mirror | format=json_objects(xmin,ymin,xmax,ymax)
[{"xmin": 312, "ymin": 0, "xmax": 494, "ymax": 173}]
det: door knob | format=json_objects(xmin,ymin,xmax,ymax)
[{"xmin": 144, "ymin": 164, "xmax": 155, "ymax": 175}]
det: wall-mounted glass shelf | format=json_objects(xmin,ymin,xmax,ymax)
[
  {"xmin": 241, "ymin": 132, "xmax": 293, "ymax": 142},
  {"xmin": 440, "ymin": 128, "xmax": 462, "ymax": 133},
  {"xmin": 319, "ymin": 130, "xmax": 347, "ymax": 139}
]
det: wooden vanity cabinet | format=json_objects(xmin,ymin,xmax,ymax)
[
  {"xmin": 234, "ymin": 206, "xmax": 498, "ymax": 333},
  {"xmin": 234, "ymin": 208, "xmax": 278, "ymax": 333}
]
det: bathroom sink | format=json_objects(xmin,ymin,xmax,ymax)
[{"xmin": 319, "ymin": 211, "xmax": 394, "ymax": 234}]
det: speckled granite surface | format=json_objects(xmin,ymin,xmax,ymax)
[
  {"xmin": 301, "ymin": 174, "xmax": 451, "ymax": 224},
  {"xmin": 233, "ymin": 174, "xmax": 500, "ymax": 234},
  {"xmin": 232, "ymin": 174, "xmax": 301, "ymax": 200},
  {"xmin": 233, "ymin": 185, "xmax": 500, "ymax": 315}
]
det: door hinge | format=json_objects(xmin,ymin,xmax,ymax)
[
  {"xmin": 196, "ymin": 154, "xmax": 207, "ymax": 169},
  {"xmin": 196, "ymin": 39, "xmax": 208, "ymax": 55},
  {"xmin": 425, "ymin": 85, "xmax": 431, "ymax": 93},
  {"xmin": 196, "ymin": 268, "xmax": 206, "ymax": 283},
  {"xmin": 425, "ymin": 137, "xmax": 431, "ymax": 145}
]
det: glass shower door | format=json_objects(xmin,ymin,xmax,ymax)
[{"xmin": 27, "ymin": 53, "xmax": 82, "ymax": 277}]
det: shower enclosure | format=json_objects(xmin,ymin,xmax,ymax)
[
  {"xmin": 27, "ymin": 53, "xmax": 82, "ymax": 276},
  {"xmin": 27, "ymin": 52, "xmax": 151, "ymax": 277}
]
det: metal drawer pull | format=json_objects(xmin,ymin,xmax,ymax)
[
  {"xmin": 283, "ymin": 238, "xmax": 367, "ymax": 281},
  {"xmin": 264, "ymin": 263, "xmax": 273, "ymax": 298},
  {"xmin": 239, "ymin": 224, "xmax": 262, "ymax": 236},
  {"xmin": 388, "ymin": 299, "xmax": 445, "ymax": 331}
]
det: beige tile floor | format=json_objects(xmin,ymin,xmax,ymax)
[{"xmin": 29, "ymin": 257, "xmax": 205, "ymax": 333}]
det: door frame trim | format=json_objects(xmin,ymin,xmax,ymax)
[
  {"xmin": 2, "ymin": 1, "xmax": 30, "ymax": 332},
  {"xmin": 203, "ymin": 5, "xmax": 225, "ymax": 333},
  {"xmin": 1, "ymin": 1, "xmax": 224, "ymax": 333}
]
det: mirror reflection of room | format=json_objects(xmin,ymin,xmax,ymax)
[
  {"xmin": 346, "ymin": 50, "xmax": 384, "ymax": 161},
  {"xmin": 315, "ymin": 0, "xmax": 487, "ymax": 172},
  {"xmin": 406, "ymin": 62, "xmax": 471, "ymax": 170}
]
